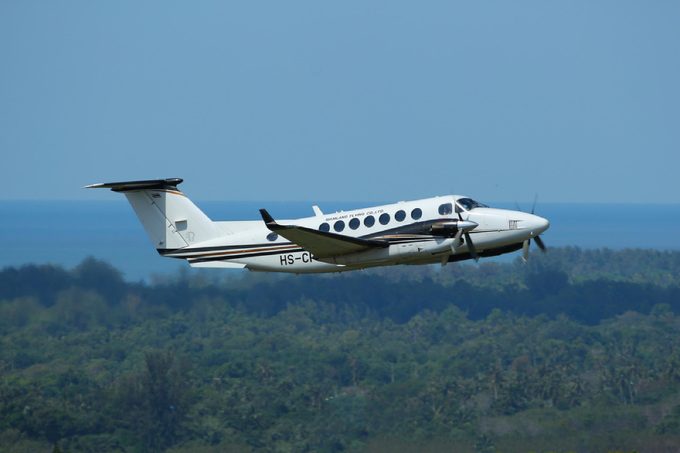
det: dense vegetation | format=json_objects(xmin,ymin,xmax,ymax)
[{"xmin": 1, "ymin": 248, "xmax": 680, "ymax": 452}]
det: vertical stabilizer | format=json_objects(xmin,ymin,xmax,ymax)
[{"xmin": 86, "ymin": 178, "xmax": 221, "ymax": 251}]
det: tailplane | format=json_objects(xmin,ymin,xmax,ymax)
[{"xmin": 86, "ymin": 178, "xmax": 221, "ymax": 251}]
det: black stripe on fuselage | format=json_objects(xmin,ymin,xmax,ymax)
[
  {"xmin": 166, "ymin": 237, "xmax": 438, "ymax": 263},
  {"xmin": 160, "ymin": 218, "xmax": 453, "ymax": 250},
  {"xmin": 187, "ymin": 237, "xmax": 442, "ymax": 264},
  {"xmin": 189, "ymin": 240, "xmax": 521, "ymax": 265},
  {"xmin": 188, "ymin": 247, "xmax": 308, "ymax": 264},
  {"xmin": 160, "ymin": 236, "xmax": 438, "ymax": 259},
  {"xmin": 157, "ymin": 218, "xmax": 472, "ymax": 260}
]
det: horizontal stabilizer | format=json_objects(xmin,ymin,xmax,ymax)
[
  {"xmin": 85, "ymin": 178, "xmax": 183, "ymax": 192},
  {"xmin": 259, "ymin": 209, "xmax": 388, "ymax": 259}
]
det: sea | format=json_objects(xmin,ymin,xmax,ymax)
[{"xmin": 3, "ymin": 200, "xmax": 679, "ymax": 281}]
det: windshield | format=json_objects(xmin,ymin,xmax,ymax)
[{"xmin": 457, "ymin": 198, "xmax": 489, "ymax": 211}]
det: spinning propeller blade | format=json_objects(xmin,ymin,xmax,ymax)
[
  {"xmin": 534, "ymin": 235, "xmax": 547, "ymax": 252},
  {"xmin": 522, "ymin": 239, "xmax": 530, "ymax": 262},
  {"xmin": 465, "ymin": 233, "xmax": 478, "ymax": 261},
  {"xmin": 455, "ymin": 202, "xmax": 479, "ymax": 261},
  {"xmin": 518, "ymin": 195, "xmax": 548, "ymax": 262}
]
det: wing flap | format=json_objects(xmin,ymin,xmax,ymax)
[{"xmin": 259, "ymin": 209, "xmax": 388, "ymax": 259}]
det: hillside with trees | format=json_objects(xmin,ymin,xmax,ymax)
[{"xmin": 2, "ymin": 248, "xmax": 680, "ymax": 452}]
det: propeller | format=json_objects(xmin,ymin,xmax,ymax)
[
  {"xmin": 452, "ymin": 203, "xmax": 479, "ymax": 261},
  {"xmin": 519, "ymin": 194, "xmax": 547, "ymax": 262},
  {"xmin": 530, "ymin": 193, "xmax": 538, "ymax": 215},
  {"xmin": 522, "ymin": 239, "xmax": 530, "ymax": 262},
  {"xmin": 534, "ymin": 235, "xmax": 546, "ymax": 252}
]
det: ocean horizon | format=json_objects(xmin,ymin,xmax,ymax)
[{"xmin": 5, "ymin": 200, "xmax": 680, "ymax": 281}]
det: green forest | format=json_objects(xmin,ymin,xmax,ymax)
[{"xmin": 2, "ymin": 247, "xmax": 680, "ymax": 452}]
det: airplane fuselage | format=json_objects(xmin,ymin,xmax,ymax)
[
  {"xmin": 157, "ymin": 194, "xmax": 550, "ymax": 273},
  {"xmin": 86, "ymin": 179, "xmax": 549, "ymax": 273}
]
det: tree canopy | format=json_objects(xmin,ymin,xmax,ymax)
[{"xmin": 1, "ymin": 248, "xmax": 680, "ymax": 452}]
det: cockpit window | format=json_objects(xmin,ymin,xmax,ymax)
[
  {"xmin": 438, "ymin": 203, "xmax": 453, "ymax": 215},
  {"xmin": 457, "ymin": 198, "xmax": 489, "ymax": 211}
]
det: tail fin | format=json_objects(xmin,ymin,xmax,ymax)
[{"xmin": 86, "ymin": 178, "xmax": 221, "ymax": 251}]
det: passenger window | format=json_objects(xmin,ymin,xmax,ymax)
[
  {"xmin": 319, "ymin": 222, "xmax": 330, "ymax": 232},
  {"xmin": 395, "ymin": 210, "xmax": 406, "ymax": 222},
  {"xmin": 349, "ymin": 218, "xmax": 360, "ymax": 230},
  {"xmin": 266, "ymin": 232, "xmax": 278, "ymax": 242},
  {"xmin": 439, "ymin": 203, "xmax": 453, "ymax": 215},
  {"xmin": 379, "ymin": 213, "xmax": 390, "ymax": 225},
  {"xmin": 411, "ymin": 208, "xmax": 422, "ymax": 220},
  {"xmin": 364, "ymin": 215, "xmax": 375, "ymax": 227},
  {"xmin": 334, "ymin": 220, "xmax": 345, "ymax": 232}
]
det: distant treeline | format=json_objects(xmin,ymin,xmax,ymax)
[
  {"xmin": 1, "ymin": 248, "xmax": 680, "ymax": 452},
  {"xmin": 2, "ymin": 247, "xmax": 680, "ymax": 325}
]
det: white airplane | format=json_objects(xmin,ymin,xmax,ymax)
[{"xmin": 86, "ymin": 178, "xmax": 550, "ymax": 273}]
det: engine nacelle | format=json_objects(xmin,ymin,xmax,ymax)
[{"xmin": 429, "ymin": 219, "xmax": 478, "ymax": 237}]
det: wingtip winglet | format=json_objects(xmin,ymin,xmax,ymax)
[{"xmin": 259, "ymin": 209, "xmax": 277, "ymax": 226}]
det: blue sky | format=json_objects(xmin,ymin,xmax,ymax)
[{"xmin": 1, "ymin": 1, "xmax": 678, "ymax": 203}]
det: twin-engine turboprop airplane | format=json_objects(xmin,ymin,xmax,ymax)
[{"xmin": 86, "ymin": 178, "xmax": 550, "ymax": 273}]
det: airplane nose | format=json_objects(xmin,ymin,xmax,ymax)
[{"xmin": 529, "ymin": 214, "xmax": 550, "ymax": 235}]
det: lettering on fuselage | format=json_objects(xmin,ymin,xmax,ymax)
[
  {"xmin": 324, "ymin": 209, "xmax": 384, "ymax": 222},
  {"xmin": 280, "ymin": 252, "xmax": 314, "ymax": 266}
]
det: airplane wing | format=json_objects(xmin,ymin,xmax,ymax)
[{"xmin": 259, "ymin": 209, "xmax": 388, "ymax": 259}]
